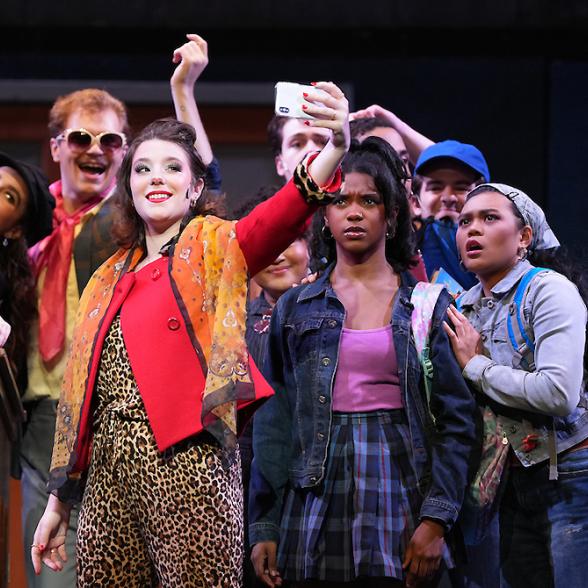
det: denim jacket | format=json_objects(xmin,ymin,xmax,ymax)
[
  {"xmin": 249, "ymin": 266, "xmax": 478, "ymax": 545},
  {"xmin": 459, "ymin": 260, "xmax": 588, "ymax": 468}
]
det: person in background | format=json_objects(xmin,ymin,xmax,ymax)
[
  {"xmin": 0, "ymin": 153, "xmax": 54, "ymax": 394},
  {"xmin": 413, "ymin": 140, "xmax": 490, "ymax": 291},
  {"xmin": 445, "ymin": 183, "xmax": 588, "ymax": 588},
  {"xmin": 349, "ymin": 104, "xmax": 434, "ymax": 166},
  {"xmin": 21, "ymin": 84, "xmax": 129, "ymax": 588},
  {"xmin": 350, "ymin": 115, "xmax": 410, "ymax": 169},
  {"xmin": 267, "ymin": 115, "xmax": 332, "ymax": 183},
  {"xmin": 250, "ymin": 137, "xmax": 477, "ymax": 588},
  {"xmin": 235, "ymin": 191, "xmax": 312, "ymax": 588}
]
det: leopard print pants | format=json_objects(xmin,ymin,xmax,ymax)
[{"xmin": 76, "ymin": 315, "xmax": 243, "ymax": 587}]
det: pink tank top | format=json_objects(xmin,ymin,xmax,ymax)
[{"xmin": 332, "ymin": 325, "xmax": 403, "ymax": 412}]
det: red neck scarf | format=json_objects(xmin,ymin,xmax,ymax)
[{"xmin": 32, "ymin": 181, "xmax": 103, "ymax": 364}]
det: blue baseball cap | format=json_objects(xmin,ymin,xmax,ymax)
[{"xmin": 414, "ymin": 140, "xmax": 490, "ymax": 182}]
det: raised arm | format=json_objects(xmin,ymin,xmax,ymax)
[
  {"xmin": 236, "ymin": 81, "xmax": 350, "ymax": 276},
  {"xmin": 350, "ymin": 104, "xmax": 434, "ymax": 165},
  {"xmin": 170, "ymin": 33, "xmax": 214, "ymax": 167}
]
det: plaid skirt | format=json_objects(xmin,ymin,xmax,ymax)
[{"xmin": 278, "ymin": 410, "xmax": 421, "ymax": 582}]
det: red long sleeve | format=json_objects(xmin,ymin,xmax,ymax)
[
  {"xmin": 236, "ymin": 170, "xmax": 341, "ymax": 276},
  {"xmin": 235, "ymin": 180, "xmax": 314, "ymax": 277}
]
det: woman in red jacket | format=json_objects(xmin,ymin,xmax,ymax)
[{"xmin": 31, "ymin": 81, "xmax": 349, "ymax": 588}]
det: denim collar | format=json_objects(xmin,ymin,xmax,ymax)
[
  {"xmin": 459, "ymin": 259, "xmax": 532, "ymax": 308},
  {"xmin": 249, "ymin": 291, "xmax": 272, "ymax": 317},
  {"xmin": 296, "ymin": 262, "xmax": 417, "ymax": 303},
  {"xmin": 296, "ymin": 264, "xmax": 336, "ymax": 302}
]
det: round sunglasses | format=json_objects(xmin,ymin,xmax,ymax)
[{"xmin": 56, "ymin": 128, "xmax": 127, "ymax": 153}]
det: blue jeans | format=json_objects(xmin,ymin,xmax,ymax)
[{"xmin": 499, "ymin": 447, "xmax": 588, "ymax": 588}]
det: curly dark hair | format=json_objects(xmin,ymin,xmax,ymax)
[
  {"xmin": 0, "ymin": 238, "xmax": 36, "ymax": 392},
  {"xmin": 466, "ymin": 185, "xmax": 588, "ymax": 374},
  {"xmin": 310, "ymin": 137, "xmax": 416, "ymax": 274},
  {"xmin": 112, "ymin": 118, "xmax": 221, "ymax": 249}
]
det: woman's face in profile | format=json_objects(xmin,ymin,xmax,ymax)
[
  {"xmin": 456, "ymin": 191, "xmax": 527, "ymax": 277},
  {"xmin": 0, "ymin": 166, "xmax": 29, "ymax": 238}
]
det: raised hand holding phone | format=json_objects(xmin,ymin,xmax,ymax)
[
  {"xmin": 294, "ymin": 81, "xmax": 351, "ymax": 185},
  {"xmin": 275, "ymin": 82, "xmax": 328, "ymax": 119}
]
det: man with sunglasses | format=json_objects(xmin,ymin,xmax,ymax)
[
  {"xmin": 18, "ymin": 87, "xmax": 128, "ymax": 588},
  {"xmin": 20, "ymin": 34, "xmax": 216, "ymax": 588}
]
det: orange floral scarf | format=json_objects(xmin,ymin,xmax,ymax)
[{"xmin": 49, "ymin": 215, "xmax": 251, "ymax": 485}]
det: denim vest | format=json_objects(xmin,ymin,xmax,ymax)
[
  {"xmin": 458, "ymin": 260, "xmax": 588, "ymax": 471},
  {"xmin": 249, "ymin": 267, "xmax": 477, "ymax": 544}
]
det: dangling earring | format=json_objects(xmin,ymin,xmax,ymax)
[
  {"xmin": 2, "ymin": 237, "xmax": 8, "ymax": 247},
  {"xmin": 385, "ymin": 219, "xmax": 396, "ymax": 240},
  {"xmin": 321, "ymin": 225, "xmax": 333, "ymax": 241},
  {"xmin": 518, "ymin": 247, "xmax": 528, "ymax": 261},
  {"xmin": 458, "ymin": 254, "xmax": 467, "ymax": 271}
]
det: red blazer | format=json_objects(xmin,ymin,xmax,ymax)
[{"xmin": 75, "ymin": 179, "xmax": 332, "ymax": 458}]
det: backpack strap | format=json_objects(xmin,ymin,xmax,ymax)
[
  {"xmin": 506, "ymin": 266, "xmax": 559, "ymax": 479},
  {"xmin": 455, "ymin": 293, "xmax": 464, "ymax": 312},
  {"xmin": 411, "ymin": 283, "xmax": 445, "ymax": 418},
  {"xmin": 506, "ymin": 267, "xmax": 551, "ymax": 370}
]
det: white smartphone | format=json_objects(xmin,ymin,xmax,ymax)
[{"xmin": 274, "ymin": 82, "xmax": 327, "ymax": 120}]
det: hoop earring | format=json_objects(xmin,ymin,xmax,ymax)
[{"xmin": 321, "ymin": 225, "xmax": 333, "ymax": 241}]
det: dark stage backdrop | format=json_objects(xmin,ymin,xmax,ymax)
[{"xmin": 0, "ymin": 1, "xmax": 587, "ymax": 250}]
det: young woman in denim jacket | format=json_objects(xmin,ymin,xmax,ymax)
[
  {"xmin": 250, "ymin": 137, "xmax": 478, "ymax": 588},
  {"xmin": 445, "ymin": 183, "xmax": 588, "ymax": 588}
]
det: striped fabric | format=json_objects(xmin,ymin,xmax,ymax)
[{"xmin": 278, "ymin": 410, "xmax": 421, "ymax": 582}]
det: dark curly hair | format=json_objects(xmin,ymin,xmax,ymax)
[
  {"xmin": 0, "ymin": 238, "xmax": 36, "ymax": 392},
  {"xmin": 112, "ymin": 118, "xmax": 220, "ymax": 249},
  {"xmin": 310, "ymin": 137, "xmax": 416, "ymax": 273}
]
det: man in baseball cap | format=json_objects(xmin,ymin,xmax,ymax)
[{"xmin": 413, "ymin": 139, "xmax": 490, "ymax": 291}]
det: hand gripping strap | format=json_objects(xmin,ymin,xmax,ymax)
[{"xmin": 506, "ymin": 267, "xmax": 551, "ymax": 374}]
